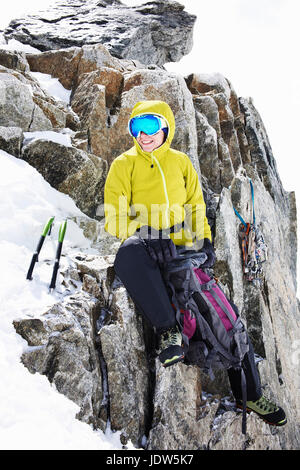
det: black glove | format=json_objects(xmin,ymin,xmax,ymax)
[
  {"xmin": 137, "ymin": 226, "xmax": 177, "ymax": 265},
  {"xmin": 194, "ymin": 238, "xmax": 216, "ymax": 268}
]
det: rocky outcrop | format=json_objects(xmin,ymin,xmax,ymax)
[
  {"xmin": 0, "ymin": 52, "xmax": 79, "ymax": 132},
  {"xmin": 186, "ymin": 73, "xmax": 251, "ymax": 193},
  {"xmin": 21, "ymin": 139, "xmax": 108, "ymax": 218},
  {"xmin": 13, "ymin": 291, "xmax": 105, "ymax": 429},
  {"xmin": 25, "ymin": 44, "xmax": 139, "ymax": 91},
  {"xmin": 4, "ymin": 0, "xmax": 196, "ymax": 66},
  {"xmin": 0, "ymin": 49, "xmax": 29, "ymax": 73},
  {"xmin": 13, "ymin": 253, "xmax": 287, "ymax": 449},
  {"xmin": 0, "ymin": 68, "xmax": 52, "ymax": 131},
  {"xmin": 1, "ymin": 4, "xmax": 299, "ymax": 450}
]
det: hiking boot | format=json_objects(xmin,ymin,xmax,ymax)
[
  {"xmin": 236, "ymin": 395, "xmax": 287, "ymax": 426},
  {"xmin": 158, "ymin": 325, "xmax": 184, "ymax": 368}
]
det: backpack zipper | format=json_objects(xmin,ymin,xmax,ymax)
[{"xmin": 151, "ymin": 152, "xmax": 169, "ymax": 227}]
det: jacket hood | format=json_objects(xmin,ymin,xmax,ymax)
[{"xmin": 129, "ymin": 100, "xmax": 176, "ymax": 158}]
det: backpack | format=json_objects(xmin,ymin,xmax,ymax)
[
  {"xmin": 162, "ymin": 248, "xmax": 249, "ymax": 434},
  {"xmin": 233, "ymin": 179, "xmax": 268, "ymax": 286}
]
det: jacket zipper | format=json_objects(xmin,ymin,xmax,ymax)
[{"xmin": 151, "ymin": 152, "xmax": 169, "ymax": 227}]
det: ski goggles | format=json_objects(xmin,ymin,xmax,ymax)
[{"xmin": 128, "ymin": 114, "xmax": 168, "ymax": 138}]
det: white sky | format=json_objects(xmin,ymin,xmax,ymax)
[{"xmin": 1, "ymin": 0, "xmax": 300, "ymax": 284}]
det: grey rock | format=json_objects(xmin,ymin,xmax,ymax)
[
  {"xmin": 0, "ymin": 126, "xmax": 23, "ymax": 156},
  {"xmin": 193, "ymin": 94, "xmax": 221, "ymax": 137},
  {"xmin": 70, "ymin": 215, "xmax": 121, "ymax": 256},
  {"xmin": 239, "ymin": 97, "xmax": 284, "ymax": 203},
  {"xmin": 218, "ymin": 136, "xmax": 235, "ymax": 188},
  {"xmin": 186, "ymin": 72, "xmax": 232, "ymax": 99},
  {"xmin": 99, "ymin": 290, "xmax": 149, "ymax": 447},
  {"xmin": 21, "ymin": 139, "xmax": 108, "ymax": 218},
  {"xmin": 213, "ymin": 92, "xmax": 242, "ymax": 172},
  {"xmin": 14, "ymin": 292, "xmax": 104, "ymax": 428},
  {"xmin": 0, "ymin": 70, "xmax": 52, "ymax": 131},
  {"xmin": 0, "ymin": 57, "xmax": 78, "ymax": 130},
  {"xmin": 0, "ymin": 48, "xmax": 30, "ymax": 73},
  {"xmin": 26, "ymin": 44, "xmax": 142, "ymax": 93},
  {"xmin": 4, "ymin": 0, "xmax": 196, "ymax": 66},
  {"xmin": 187, "ymin": 73, "xmax": 245, "ymax": 191},
  {"xmin": 194, "ymin": 107, "xmax": 221, "ymax": 192}
]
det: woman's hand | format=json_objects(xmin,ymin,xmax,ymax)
[
  {"xmin": 194, "ymin": 238, "xmax": 216, "ymax": 268},
  {"xmin": 136, "ymin": 226, "xmax": 177, "ymax": 265}
]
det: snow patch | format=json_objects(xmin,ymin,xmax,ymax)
[
  {"xmin": 23, "ymin": 130, "xmax": 73, "ymax": 147},
  {"xmin": 0, "ymin": 39, "xmax": 42, "ymax": 54},
  {"xmin": 30, "ymin": 71, "xmax": 72, "ymax": 104}
]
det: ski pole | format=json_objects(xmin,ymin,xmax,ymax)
[
  {"xmin": 26, "ymin": 216, "xmax": 55, "ymax": 280},
  {"xmin": 49, "ymin": 220, "xmax": 67, "ymax": 292}
]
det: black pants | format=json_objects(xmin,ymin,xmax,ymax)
[{"xmin": 114, "ymin": 236, "xmax": 262, "ymax": 401}]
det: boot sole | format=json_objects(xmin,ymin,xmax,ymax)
[
  {"xmin": 236, "ymin": 404, "xmax": 287, "ymax": 426},
  {"xmin": 162, "ymin": 354, "xmax": 185, "ymax": 368}
]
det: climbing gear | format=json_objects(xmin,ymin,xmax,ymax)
[
  {"xmin": 159, "ymin": 324, "xmax": 185, "ymax": 367},
  {"xmin": 233, "ymin": 178, "xmax": 267, "ymax": 286},
  {"xmin": 49, "ymin": 220, "xmax": 68, "ymax": 292},
  {"xmin": 26, "ymin": 217, "xmax": 67, "ymax": 292},
  {"xmin": 236, "ymin": 395, "xmax": 287, "ymax": 426},
  {"xmin": 26, "ymin": 216, "xmax": 55, "ymax": 280},
  {"xmin": 162, "ymin": 247, "xmax": 250, "ymax": 434},
  {"xmin": 128, "ymin": 114, "xmax": 168, "ymax": 138}
]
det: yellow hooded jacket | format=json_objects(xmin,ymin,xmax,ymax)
[{"xmin": 104, "ymin": 100, "xmax": 212, "ymax": 246}]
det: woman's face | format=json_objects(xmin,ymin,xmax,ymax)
[{"xmin": 136, "ymin": 130, "xmax": 165, "ymax": 153}]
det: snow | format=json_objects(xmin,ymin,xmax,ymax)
[
  {"xmin": 0, "ymin": 149, "xmax": 129, "ymax": 450},
  {"xmin": 0, "ymin": 38, "xmax": 42, "ymax": 54},
  {"xmin": 30, "ymin": 71, "xmax": 72, "ymax": 104},
  {"xmin": 23, "ymin": 130, "xmax": 73, "ymax": 147}
]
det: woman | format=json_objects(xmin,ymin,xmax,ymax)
[{"xmin": 104, "ymin": 100, "xmax": 286, "ymax": 427}]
